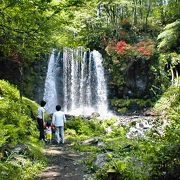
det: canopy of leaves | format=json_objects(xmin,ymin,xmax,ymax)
[
  {"xmin": 64, "ymin": 0, "xmax": 180, "ymax": 49},
  {"xmin": 0, "ymin": 0, "xmax": 93, "ymax": 61}
]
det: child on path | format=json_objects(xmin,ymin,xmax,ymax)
[
  {"xmin": 52, "ymin": 105, "xmax": 66, "ymax": 144},
  {"xmin": 45, "ymin": 121, "xmax": 52, "ymax": 144}
]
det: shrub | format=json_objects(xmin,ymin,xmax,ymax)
[
  {"xmin": 0, "ymin": 80, "xmax": 45, "ymax": 179},
  {"xmin": 66, "ymin": 116, "xmax": 104, "ymax": 136}
]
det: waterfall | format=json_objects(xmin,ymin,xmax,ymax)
[
  {"xmin": 93, "ymin": 50, "xmax": 108, "ymax": 113},
  {"xmin": 43, "ymin": 50, "xmax": 59, "ymax": 114},
  {"xmin": 44, "ymin": 47, "xmax": 109, "ymax": 116}
]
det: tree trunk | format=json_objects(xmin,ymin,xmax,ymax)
[
  {"xmin": 18, "ymin": 63, "xmax": 24, "ymax": 100},
  {"xmin": 170, "ymin": 67, "xmax": 174, "ymax": 85},
  {"xmin": 145, "ymin": 0, "xmax": 151, "ymax": 32},
  {"xmin": 175, "ymin": 68, "xmax": 179, "ymax": 86},
  {"xmin": 133, "ymin": 0, "xmax": 137, "ymax": 25}
]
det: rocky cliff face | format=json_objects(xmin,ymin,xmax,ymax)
[
  {"xmin": 123, "ymin": 60, "xmax": 150, "ymax": 98},
  {"xmin": 24, "ymin": 57, "xmax": 49, "ymax": 103},
  {"xmin": 0, "ymin": 57, "xmax": 20, "ymax": 87},
  {"xmin": 103, "ymin": 58, "xmax": 152, "ymax": 100},
  {"xmin": 0, "ymin": 54, "xmax": 49, "ymax": 103}
]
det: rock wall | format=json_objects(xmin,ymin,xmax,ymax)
[
  {"xmin": 0, "ymin": 54, "xmax": 49, "ymax": 103},
  {"xmin": 0, "ymin": 57, "xmax": 20, "ymax": 87}
]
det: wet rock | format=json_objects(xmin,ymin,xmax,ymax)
[
  {"xmin": 123, "ymin": 144, "xmax": 134, "ymax": 151},
  {"xmin": 12, "ymin": 144, "xmax": 29, "ymax": 154},
  {"xmin": 82, "ymin": 137, "xmax": 99, "ymax": 145},
  {"xmin": 107, "ymin": 169, "xmax": 120, "ymax": 180},
  {"xmin": 97, "ymin": 141, "xmax": 105, "ymax": 147},
  {"xmin": 94, "ymin": 154, "xmax": 106, "ymax": 168},
  {"xmin": 0, "ymin": 144, "xmax": 13, "ymax": 157},
  {"xmin": 143, "ymin": 109, "xmax": 158, "ymax": 116},
  {"xmin": 12, "ymin": 155, "xmax": 27, "ymax": 166},
  {"xmin": 91, "ymin": 112, "xmax": 100, "ymax": 118},
  {"xmin": 65, "ymin": 114, "xmax": 76, "ymax": 120}
]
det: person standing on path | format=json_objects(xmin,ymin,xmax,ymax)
[
  {"xmin": 37, "ymin": 100, "xmax": 46, "ymax": 141},
  {"xmin": 52, "ymin": 105, "xmax": 66, "ymax": 144}
]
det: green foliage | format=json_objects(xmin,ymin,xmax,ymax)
[
  {"xmin": 107, "ymin": 126, "xmax": 126, "ymax": 138},
  {"xmin": 65, "ymin": 116, "xmax": 104, "ymax": 136},
  {"xmin": 0, "ymin": 80, "xmax": 19, "ymax": 100},
  {"xmin": 0, "ymin": 156, "xmax": 45, "ymax": 180},
  {"xmin": 73, "ymin": 142, "xmax": 101, "ymax": 153},
  {"xmin": 0, "ymin": 0, "xmax": 94, "ymax": 64},
  {"xmin": 101, "ymin": 118, "xmax": 117, "ymax": 128},
  {"xmin": 111, "ymin": 98, "xmax": 154, "ymax": 113},
  {"xmin": 22, "ymin": 97, "xmax": 38, "ymax": 119},
  {"xmin": 66, "ymin": 86, "xmax": 180, "ymax": 180},
  {"xmin": 154, "ymin": 86, "xmax": 180, "ymax": 114},
  {"xmin": 157, "ymin": 20, "xmax": 180, "ymax": 52},
  {"xmin": 0, "ymin": 80, "xmax": 45, "ymax": 179},
  {"xmin": 82, "ymin": 154, "xmax": 97, "ymax": 171},
  {"xmin": 156, "ymin": 20, "xmax": 180, "ymax": 91}
]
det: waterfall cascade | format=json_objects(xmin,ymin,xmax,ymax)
[
  {"xmin": 44, "ymin": 47, "xmax": 108, "ymax": 116},
  {"xmin": 44, "ymin": 50, "xmax": 59, "ymax": 113}
]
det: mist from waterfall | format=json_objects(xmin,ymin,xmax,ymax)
[{"xmin": 44, "ymin": 47, "xmax": 109, "ymax": 116}]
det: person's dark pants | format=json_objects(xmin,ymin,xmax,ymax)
[{"xmin": 37, "ymin": 118, "xmax": 45, "ymax": 140}]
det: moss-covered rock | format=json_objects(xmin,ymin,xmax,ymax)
[{"xmin": 110, "ymin": 98, "xmax": 154, "ymax": 114}]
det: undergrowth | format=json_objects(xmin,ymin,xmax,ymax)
[
  {"xmin": 65, "ymin": 86, "xmax": 180, "ymax": 180},
  {"xmin": 0, "ymin": 80, "xmax": 45, "ymax": 179}
]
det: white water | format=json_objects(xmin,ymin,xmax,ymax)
[
  {"xmin": 93, "ymin": 50, "xmax": 108, "ymax": 113},
  {"xmin": 43, "ymin": 50, "xmax": 59, "ymax": 113},
  {"xmin": 44, "ymin": 48, "xmax": 109, "ymax": 117}
]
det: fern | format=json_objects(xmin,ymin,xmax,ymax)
[{"xmin": 157, "ymin": 20, "xmax": 180, "ymax": 52}]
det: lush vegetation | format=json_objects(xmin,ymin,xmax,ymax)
[
  {"xmin": 0, "ymin": 80, "xmax": 45, "ymax": 179},
  {"xmin": 110, "ymin": 98, "xmax": 154, "ymax": 113},
  {"xmin": 0, "ymin": 0, "xmax": 179, "ymax": 99},
  {"xmin": 58, "ymin": 0, "xmax": 180, "ymax": 99},
  {"xmin": 65, "ymin": 85, "xmax": 180, "ymax": 179},
  {"xmin": 0, "ymin": 0, "xmax": 180, "ymax": 179}
]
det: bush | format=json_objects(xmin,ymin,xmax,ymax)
[
  {"xmin": 0, "ymin": 80, "xmax": 45, "ymax": 179},
  {"xmin": 66, "ymin": 116, "xmax": 104, "ymax": 136},
  {"xmin": 83, "ymin": 86, "xmax": 180, "ymax": 180},
  {"xmin": 111, "ymin": 98, "xmax": 154, "ymax": 113}
]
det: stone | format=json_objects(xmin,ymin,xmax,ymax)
[
  {"xmin": 97, "ymin": 141, "xmax": 105, "ymax": 147},
  {"xmin": 94, "ymin": 154, "xmax": 106, "ymax": 168},
  {"xmin": 12, "ymin": 144, "xmax": 29, "ymax": 154},
  {"xmin": 91, "ymin": 112, "xmax": 100, "ymax": 118},
  {"xmin": 82, "ymin": 137, "xmax": 99, "ymax": 145}
]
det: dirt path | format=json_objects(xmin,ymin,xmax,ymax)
[{"xmin": 37, "ymin": 142, "xmax": 88, "ymax": 180}]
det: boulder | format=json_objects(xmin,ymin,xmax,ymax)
[
  {"xmin": 82, "ymin": 137, "xmax": 99, "ymax": 145},
  {"xmin": 91, "ymin": 112, "xmax": 100, "ymax": 118},
  {"xmin": 12, "ymin": 144, "xmax": 29, "ymax": 154},
  {"xmin": 94, "ymin": 154, "xmax": 106, "ymax": 168}
]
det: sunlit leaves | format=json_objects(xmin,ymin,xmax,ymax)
[{"xmin": 157, "ymin": 20, "xmax": 180, "ymax": 52}]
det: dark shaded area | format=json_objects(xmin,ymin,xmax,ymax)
[
  {"xmin": 0, "ymin": 56, "xmax": 20, "ymax": 87},
  {"xmin": 0, "ymin": 53, "xmax": 48, "ymax": 103}
]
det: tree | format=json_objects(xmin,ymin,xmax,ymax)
[
  {"xmin": 0, "ymin": 0, "xmax": 92, "ymax": 98},
  {"xmin": 157, "ymin": 20, "xmax": 180, "ymax": 86}
]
